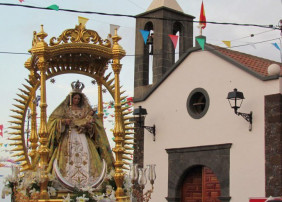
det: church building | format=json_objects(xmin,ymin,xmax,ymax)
[{"xmin": 133, "ymin": 0, "xmax": 282, "ymax": 201}]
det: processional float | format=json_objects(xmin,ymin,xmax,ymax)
[{"xmin": 7, "ymin": 22, "xmax": 135, "ymax": 201}]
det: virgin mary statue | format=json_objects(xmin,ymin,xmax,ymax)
[{"xmin": 47, "ymin": 80, "xmax": 115, "ymax": 189}]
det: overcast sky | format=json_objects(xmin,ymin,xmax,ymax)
[{"xmin": 0, "ymin": 0, "xmax": 281, "ymax": 200}]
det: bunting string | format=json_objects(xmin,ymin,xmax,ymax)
[{"xmin": 0, "ymin": 3, "xmax": 279, "ymax": 30}]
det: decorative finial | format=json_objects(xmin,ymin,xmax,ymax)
[
  {"xmin": 71, "ymin": 80, "xmax": 85, "ymax": 93},
  {"xmin": 37, "ymin": 25, "xmax": 48, "ymax": 42}
]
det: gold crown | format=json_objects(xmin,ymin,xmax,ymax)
[{"xmin": 71, "ymin": 80, "xmax": 85, "ymax": 93}]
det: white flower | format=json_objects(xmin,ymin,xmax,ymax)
[
  {"xmin": 81, "ymin": 186, "xmax": 94, "ymax": 195},
  {"xmin": 93, "ymin": 194, "xmax": 105, "ymax": 200},
  {"xmin": 4, "ymin": 174, "xmax": 17, "ymax": 183},
  {"xmin": 1, "ymin": 186, "xmax": 12, "ymax": 199},
  {"xmin": 76, "ymin": 194, "xmax": 89, "ymax": 202},
  {"xmin": 109, "ymin": 190, "xmax": 116, "ymax": 200},
  {"xmin": 63, "ymin": 193, "xmax": 72, "ymax": 202},
  {"xmin": 48, "ymin": 186, "xmax": 56, "ymax": 196},
  {"xmin": 106, "ymin": 169, "xmax": 115, "ymax": 180},
  {"xmin": 48, "ymin": 173, "xmax": 55, "ymax": 181}
]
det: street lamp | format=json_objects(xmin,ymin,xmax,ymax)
[{"xmin": 227, "ymin": 88, "xmax": 253, "ymax": 131}]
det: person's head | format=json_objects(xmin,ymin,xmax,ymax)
[{"xmin": 68, "ymin": 93, "xmax": 83, "ymax": 107}]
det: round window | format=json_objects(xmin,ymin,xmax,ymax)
[{"xmin": 187, "ymin": 88, "xmax": 209, "ymax": 119}]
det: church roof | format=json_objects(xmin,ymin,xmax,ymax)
[
  {"xmin": 134, "ymin": 43, "xmax": 282, "ymax": 102},
  {"xmin": 208, "ymin": 44, "xmax": 282, "ymax": 77},
  {"xmin": 147, "ymin": 0, "xmax": 183, "ymax": 12}
]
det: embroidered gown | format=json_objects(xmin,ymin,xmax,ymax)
[{"xmin": 47, "ymin": 93, "xmax": 115, "ymax": 188}]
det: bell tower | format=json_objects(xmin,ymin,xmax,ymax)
[{"xmin": 134, "ymin": 0, "xmax": 194, "ymax": 100}]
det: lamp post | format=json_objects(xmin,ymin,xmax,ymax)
[{"xmin": 227, "ymin": 88, "xmax": 253, "ymax": 131}]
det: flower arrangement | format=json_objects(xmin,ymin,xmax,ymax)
[
  {"xmin": 1, "ymin": 167, "xmax": 132, "ymax": 202},
  {"xmin": 1, "ymin": 165, "xmax": 57, "ymax": 201}
]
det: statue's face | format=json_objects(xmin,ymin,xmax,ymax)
[{"xmin": 72, "ymin": 94, "xmax": 81, "ymax": 106}]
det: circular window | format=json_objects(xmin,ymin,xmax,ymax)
[{"xmin": 187, "ymin": 88, "xmax": 209, "ymax": 119}]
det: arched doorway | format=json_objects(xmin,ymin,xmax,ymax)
[{"xmin": 181, "ymin": 166, "xmax": 221, "ymax": 202}]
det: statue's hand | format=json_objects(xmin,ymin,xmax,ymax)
[{"xmin": 63, "ymin": 119, "xmax": 72, "ymax": 125}]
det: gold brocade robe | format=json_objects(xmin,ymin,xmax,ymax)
[{"xmin": 47, "ymin": 95, "xmax": 115, "ymax": 188}]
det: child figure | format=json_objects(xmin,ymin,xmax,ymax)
[{"xmin": 73, "ymin": 109, "xmax": 96, "ymax": 133}]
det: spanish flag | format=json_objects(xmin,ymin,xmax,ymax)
[{"xmin": 199, "ymin": 1, "xmax": 206, "ymax": 29}]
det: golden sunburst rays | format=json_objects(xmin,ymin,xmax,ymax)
[
  {"xmin": 9, "ymin": 80, "xmax": 34, "ymax": 172},
  {"xmin": 103, "ymin": 72, "xmax": 135, "ymax": 171},
  {"xmin": 8, "ymin": 69, "xmax": 135, "ymax": 173}
]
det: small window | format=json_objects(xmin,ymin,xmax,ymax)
[{"xmin": 187, "ymin": 88, "xmax": 209, "ymax": 119}]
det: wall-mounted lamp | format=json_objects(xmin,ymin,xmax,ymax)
[
  {"xmin": 133, "ymin": 106, "xmax": 156, "ymax": 141},
  {"xmin": 227, "ymin": 88, "xmax": 253, "ymax": 131}
]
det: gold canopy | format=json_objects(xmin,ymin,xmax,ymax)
[{"xmin": 9, "ymin": 23, "xmax": 133, "ymax": 201}]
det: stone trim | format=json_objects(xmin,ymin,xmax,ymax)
[
  {"xmin": 166, "ymin": 143, "xmax": 232, "ymax": 202},
  {"xmin": 265, "ymin": 93, "xmax": 282, "ymax": 196}
]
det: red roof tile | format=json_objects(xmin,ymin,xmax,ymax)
[{"xmin": 208, "ymin": 44, "xmax": 282, "ymax": 77}]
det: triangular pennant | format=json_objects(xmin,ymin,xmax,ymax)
[
  {"xmin": 47, "ymin": 4, "xmax": 59, "ymax": 11},
  {"xmin": 222, "ymin": 41, "xmax": 231, "ymax": 48},
  {"xmin": 0, "ymin": 125, "xmax": 3, "ymax": 137},
  {"xmin": 272, "ymin": 42, "xmax": 281, "ymax": 51},
  {"xmin": 249, "ymin": 43, "xmax": 256, "ymax": 49},
  {"xmin": 199, "ymin": 1, "xmax": 206, "ymax": 29},
  {"xmin": 196, "ymin": 37, "xmax": 205, "ymax": 50},
  {"xmin": 169, "ymin": 34, "xmax": 179, "ymax": 49},
  {"xmin": 78, "ymin": 16, "xmax": 89, "ymax": 27},
  {"xmin": 140, "ymin": 30, "xmax": 150, "ymax": 44}
]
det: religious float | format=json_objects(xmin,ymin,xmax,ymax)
[{"xmin": 2, "ymin": 21, "xmax": 156, "ymax": 202}]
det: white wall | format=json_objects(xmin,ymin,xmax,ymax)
[{"xmin": 135, "ymin": 50, "xmax": 280, "ymax": 202}]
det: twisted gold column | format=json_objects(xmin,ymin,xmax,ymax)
[
  {"xmin": 28, "ymin": 93, "xmax": 38, "ymax": 167},
  {"xmin": 34, "ymin": 25, "xmax": 50, "ymax": 199},
  {"xmin": 111, "ymin": 29, "xmax": 128, "ymax": 201}
]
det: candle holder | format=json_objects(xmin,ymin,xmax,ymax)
[{"xmin": 129, "ymin": 164, "xmax": 156, "ymax": 202}]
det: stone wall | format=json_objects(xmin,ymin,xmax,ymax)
[{"xmin": 265, "ymin": 93, "xmax": 282, "ymax": 196}]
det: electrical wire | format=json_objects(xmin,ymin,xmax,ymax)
[{"xmin": 0, "ymin": 3, "xmax": 279, "ymax": 30}]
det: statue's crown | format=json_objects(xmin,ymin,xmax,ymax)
[{"xmin": 71, "ymin": 80, "xmax": 85, "ymax": 93}]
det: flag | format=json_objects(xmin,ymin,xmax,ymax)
[
  {"xmin": 222, "ymin": 41, "xmax": 231, "ymax": 48},
  {"xmin": 140, "ymin": 30, "xmax": 150, "ymax": 44},
  {"xmin": 47, "ymin": 4, "xmax": 59, "ymax": 11},
  {"xmin": 196, "ymin": 37, "xmax": 205, "ymax": 50},
  {"xmin": 272, "ymin": 42, "xmax": 280, "ymax": 51},
  {"xmin": 199, "ymin": 1, "xmax": 206, "ymax": 29},
  {"xmin": 126, "ymin": 97, "xmax": 133, "ymax": 102},
  {"xmin": 78, "ymin": 16, "xmax": 89, "ymax": 27},
  {"xmin": 169, "ymin": 34, "xmax": 179, "ymax": 49},
  {"xmin": 19, "ymin": 0, "xmax": 24, "ymax": 2},
  {"xmin": 0, "ymin": 125, "xmax": 3, "ymax": 137}
]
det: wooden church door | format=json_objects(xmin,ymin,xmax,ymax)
[{"xmin": 181, "ymin": 166, "xmax": 221, "ymax": 202}]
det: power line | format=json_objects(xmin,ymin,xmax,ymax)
[{"xmin": 0, "ymin": 3, "xmax": 279, "ymax": 30}]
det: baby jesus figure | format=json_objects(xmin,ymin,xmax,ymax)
[{"xmin": 73, "ymin": 109, "xmax": 96, "ymax": 133}]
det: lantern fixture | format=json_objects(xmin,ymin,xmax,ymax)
[
  {"xmin": 227, "ymin": 88, "xmax": 253, "ymax": 131},
  {"xmin": 133, "ymin": 106, "xmax": 156, "ymax": 141}
]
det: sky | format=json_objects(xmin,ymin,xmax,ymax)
[{"xmin": 0, "ymin": 0, "xmax": 281, "ymax": 200}]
